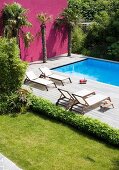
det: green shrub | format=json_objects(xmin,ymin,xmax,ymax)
[
  {"xmin": 107, "ymin": 41, "xmax": 119, "ymax": 61},
  {"xmin": 68, "ymin": 0, "xmax": 119, "ymax": 61},
  {"xmin": 72, "ymin": 26, "xmax": 86, "ymax": 54},
  {"xmin": 0, "ymin": 88, "xmax": 31, "ymax": 114},
  {"xmin": 29, "ymin": 95, "xmax": 119, "ymax": 146},
  {"xmin": 0, "ymin": 38, "xmax": 27, "ymax": 96}
]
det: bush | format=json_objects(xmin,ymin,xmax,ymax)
[
  {"xmin": 0, "ymin": 38, "xmax": 27, "ymax": 97},
  {"xmin": 107, "ymin": 41, "xmax": 119, "ymax": 61},
  {"xmin": 29, "ymin": 95, "xmax": 119, "ymax": 146},
  {"xmin": 69, "ymin": 0, "xmax": 119, "ymax": 61},
  {"xmin": 72, "ymin": 26, "xmax": 86, "ymax": 54},
  {"xmin": 0, "ymin": 88, "xmax": 31, "ymax": 114}
]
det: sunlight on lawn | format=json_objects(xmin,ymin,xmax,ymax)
[{"xmin": 0, "ymin": 112, "xmax": 119, "ymax": 170}]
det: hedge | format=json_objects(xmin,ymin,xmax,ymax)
[{"xmin": 29, "ymin": 95, "xmax": 119, "ymax": 146}]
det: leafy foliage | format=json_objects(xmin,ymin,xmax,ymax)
[
  {"xmin": 72, "ymin": 26, "xmax": 86, "ymax": 53},
  {"xmin": 56, "ymin": 0, "xmax": 81, "ymax": 56},
  {"xmin": 0, "ymin": 38, "xmax": 27, "ymax": 96},
  {"xmin": 0, "ymin": 88, "xmax": 31, "ymax": 114},
  {"xmin": 2, "ymin": 2, "xmax": 32, "ymax": 38},
  {"xmin": 70, "ymin": 0, "xmax": 119, "ymax": 60},
  {"xmin": 37, "ymin": 12, "xmax": 52, "ymax": 25},
  {"xmin": 56, "ymin": 0, "xmax": 81, "ymax": 29},
  {"xmin": 30, "ymin": 95, "xmax": 119, "ymax": 146},
  {"xmin": 24, "ymin": 32, "xmax": 34, "ymax": 48}
]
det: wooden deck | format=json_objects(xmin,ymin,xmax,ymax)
[{"xmin": 25, "ymin": 54, "xmax": 119, "ymax": 129}]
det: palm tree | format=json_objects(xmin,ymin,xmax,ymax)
[
  {"xmin": 2, "ymin": 2, "xmax": 32, "ymax": 44},
  {"xmin": 37, "ymin": 13, "xmax": 52, "ymax": 63},
  {"xmin": 55, "ymin": 2, "xmax": 80, "ymax": 56}
]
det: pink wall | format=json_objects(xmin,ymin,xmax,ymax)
[{"xmin": 0, "ymin": 0, "xmax": 68, "ymax": 62}]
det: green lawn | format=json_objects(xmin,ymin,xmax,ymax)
[{"xmin": 0, "ymin": 112, "xmax": 119, "ymax": 170}]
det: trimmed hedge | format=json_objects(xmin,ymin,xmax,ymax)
[{"xmin": 30, "ymin": 95, "xmax": 119, "ymax": 146}]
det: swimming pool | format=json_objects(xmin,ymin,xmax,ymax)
[{"xmin": 53, "ymin": 58, "xmax": 119, "ymax": 86}]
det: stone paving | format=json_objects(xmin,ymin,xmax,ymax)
[
  {"xmin": 0, "ymin": 153, "xmax": 22, "ymax": 170},
  {"xmin": 25, "ymin": 53, "xmax": 119, "ymax": 129}
]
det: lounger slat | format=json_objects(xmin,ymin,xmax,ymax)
[
  {"xmin": 85, "ymin": 94, "xmax": 108, "ymax": 105},
  {"xmin": 33, "ymin": 78, "xmax": 54, "ymax": 86},
  {"xmin": 26, "ymin": 71, "xmax": 57, "ymax": 91},
  {"xmin": 73, "ymin": 89, "xmax": 95, "ymax": 98},
  {"xmin": 39, "ymin": 67, "xmax": 72, "ymax": 85},
  {"xmin": 56, "ymin": 89, "xmax": 113, "ymax": 113},
  {"xmin": 49, "ymin": 74, "xmax": 68, "ymax": 81}
]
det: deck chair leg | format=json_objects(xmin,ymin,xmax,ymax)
[
  {"xmin": 69, "ymin": 104, "xmax": 74, "ymax": 111},
  {"xmin": 56, "ymin": 100, "xmax": 59, "ymax": 105},
  {"xmin": 24, "ymin": 77, "xmax": 29, "ymax": 84},
  {"xmin": 24, "ymin": 79, "xmax": 27, "ymax": 84},
  {"xmin": 54, "ymin": 82, "xmax": 57, "ymax": 88},
  {"xmin": 108, "ymin": 97, "xmax": 111, "ymax": 102},
  {"xmin": 56, "ymin": 97, "xmax": 61, "ymax": 105},
  {"xmin": 56, "ymin": 95, "xmax": 64, "ymax": 105},
  {"xmin": 61, "ymin": 80, "xmax": 64, "ymax": 86},
  {"xmin": 81, "ymin": 108, "xmax": 85, "ymax": 114},
  {"xmin": 66, "ymin": 99, "xmax": 73, "ymax": 110},
  {"xmin": 45, "ymin": 85, "xmax": 48, "ymax": 91},
  {"xmin": 69, "ymin": 78, "xmax": 72, "ymax": 83},
  {"xmin": 108, "ymin": 97, "xmax": 114, "ymax": 108},
  {"xmin": 112, "ymin": 104, "xmax": 114, "ymax": 108}
]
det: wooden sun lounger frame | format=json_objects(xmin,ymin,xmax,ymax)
[
  {"xmin": 71, "ymin": 94, "xmax": 114, "ymax": 114},
  {"xmin": 56, "ymin": 89, "xmax": 95, "ymax": 110},
  {"xmin": 39, "ymin": 67, "xmax": 72, "ymax": 86},
  {"xmin": 25, "ymin": 75, "xmax": 57, "ymax": 91},
  {"xmin": 49, "ymin": 75, "xmax": 72, "ymax": 86},
  {"xmin": 56, "ymin": 89, "xmax": 74, "ymax": 109},
  {"xmin": 56, "ymin": 89, "xmax": 114, "ymax": 113}
]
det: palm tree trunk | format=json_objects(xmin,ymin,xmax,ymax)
[
  {"xmin": 17, "ymin": 29, "xmax": 21, "ymax": 58},
  {"xmin": 68, "ymin": 26, "xmax": 72, "ymax": 56},
  {"xmin": 41, "ymin": 24, "xmax": 47, "ymax": 63}
]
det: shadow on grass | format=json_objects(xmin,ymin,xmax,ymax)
[
  {"xmin": 31, "ymin": 110, "xmax": 118, "ymax": 150},
  {"xmin": 112, "ymin": 159, "xmax": 119, "ymax": 170},
  {"xmin": 84, "ymin": 156, "xmax": 96, "ymax": 163}
]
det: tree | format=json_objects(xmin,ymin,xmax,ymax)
[
  {"xmin": 0, "ymin": 38, "xmax": 27, "ymax": 96},
  {"xmin": 56, "ymin": 0, "xmax": 81, "ymax": 56},
  {"xmin": 37, "ymin": 13, "xmax": 52, "ymax": 63},
  {"xmin": 2, "ymin": 2, "xmax": 32, "ymax": 45}
]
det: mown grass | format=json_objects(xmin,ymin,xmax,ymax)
[{"xmin": 0, "ymin": 112, "xmax": 119, "ymax": 170}]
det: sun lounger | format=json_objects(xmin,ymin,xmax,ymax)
[
  {"xmin": 26, "ymin": 71, "xmax": 57, "ymax": 91},
  {"xmin": 73, "ymin": 89, "xmax": 95, "ymax": 99},
  {"xmin": 56, "ymin": 88, "xmax": 74, "ymax": 109},
  {"xmin": 39, "ymin": 67, "xmax": 72, "ymax": 85},
  {"xmin": 56, "ymin": 88, "xmax": 95, "ymax": 109},
  {"xmin": 71, "ymin": 93, "xmax": 114, "ymax": 113}
]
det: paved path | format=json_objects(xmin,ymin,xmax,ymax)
[
  {"xmin": 0, "ymin": 153, "xmax": 22, "ymax": 170},
  {"xmin": 26, "ymin": 54, "xmax": 119, "ymax": 129}
]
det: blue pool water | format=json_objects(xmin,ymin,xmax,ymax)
[{"xmin": 53, "ymin": 58, "xmax": 119, "ymax": 86}]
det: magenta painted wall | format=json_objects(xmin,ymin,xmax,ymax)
[{"xmin": 0, "ymin": 0, "xmax": 68, "ymax": 62}]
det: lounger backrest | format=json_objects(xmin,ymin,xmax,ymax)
[
  {"xmin": 58, "ymin": 89, "xmax": 73, "ymax": 99},
  {"xmin": 26, "ymin": 71, "xmax": 38, "ymax": 81},
  {"xmin": 72, "ymin": 94, "xmax": 88, "ymax": 106},
  {"xmin": 40, "ymin": 67, "xmax": 52, "ymax": 76}
]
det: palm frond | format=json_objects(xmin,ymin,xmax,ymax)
[{"xmin": 37, "ymin": 12, "xmax": 52, "ymax": 24}]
